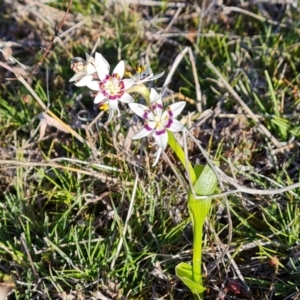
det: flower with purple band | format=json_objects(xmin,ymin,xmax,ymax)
[
  {"xmin": 129, "ymin": 88, "xmax": 185, "ymax": 164},
  {"xmin": 79, "ymin": 53, "xmax": 135, "ymax": 122}
]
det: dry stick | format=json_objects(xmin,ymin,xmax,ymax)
[
  {"xmin": 206, "ymin": 220, "xmax": 251, "ymax": 294},
  {"xmin": 59, "ymin": 19, "xmax": 86, "ymax": 40},
  {"xmin": 243, "ymin": 168, "xmax": 298, "ymax": 197},
  {"xmin": 224, "ymin": 158, "xmax": 250, "ymax": 291},
  {"xmin": 51, "ymin": 157, "xmax": 119, "ymax": 172},
  {"xmin": 217, "ymin": 168, "xmax": 300, "ymax": 195},
  {"xmin": 0, "ymin": 159, "xmax": 130, "ymax": 186},
  {"xmin": 164, "ymin": 6, "xmax": 182, "ymax": 33},
  {"xmin": 206, "ymin": 60, "xmax": 281, "ymax": 148},
  {"xmin": 17, "ymin": 74, "xmax": 96, "ymax": 151},
  {"xmin": 163, "ymin": 47, "xmax": 189, "ymax": 88},
  {"xmin": 217, "ymin": 113, "xmax": 300, "ymax": 119},
  {"xmin": 233, "ymin": 217, "xmax": 296, "ymax": 253},
  {"xmin": 110, "ymin": 173, "xmax": 139, "ymax": 269},
  {"xmin": 162, "ymin": 152, "xmax": 187, "ymax": 190},
  {"xmin": 30, "ymin": 0, "xmax": 73, "ymax": 77},
  {"xmin": 20, "ymin": 234, "xmax": 39, "ymax": 281},
  {"xmin": 188, "ymin": 134, "xmax": 300, "ymax": 197},
  {"xmin": 187, "ymin": 108, "xmax": 214, "ymax": 129},
  {"xmin": 119, "ymin": 0, "xmax": 188, "ymax": 7},
  {"xmin": 154, "ymin": 6, "xmax": 183, "ymax": 54},
  {"xmin": 222, "ymin": 5, "xmax": 300, "ymax": 33},
  {"xmin": 1, "ymin": 60, "xmax": 95, "ymax": 151},
  {"xmin": 253, "ymin": 0, "xmax": 296, "ymax": 3},
  {"xmin": 86, "ymin": 110, "xmax": 105, "ymax": 131},
  {"xmin": 85, "ymin": 110, "xmax": 106, "ymax": 154},
  {"xmin": 149, "ymin": 32, "xmax": 229, "ymax": 41},
  {"xmin": 187, "ymin": 47, "xmax": 202, "ymax": 113},
  {"xmin": 0, "ymin": 7, "xmax": 95, "ymax": 151}
]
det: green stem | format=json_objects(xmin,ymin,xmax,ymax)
[
  {"xmin": 167, "ymin": 131, "xmax": 218, "ymax": 300},
  {"xmin": 167, "ymin": 131, "xmax": 196, "ymax": 183},
  {"xmin": 189, "ymin": 165, "xmax": 218, "ymax": 299},
  {"xmin": 189, "ymin": 192, "xmax": 211, "ymax": 300}
]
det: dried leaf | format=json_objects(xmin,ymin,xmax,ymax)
[
  {"xmin": 37, "ymin": 112, "xmax": 70, "ymax": 141},
  {"xmin": 0, "ymin": 276, "xmax": 15, "ymax": 300}
]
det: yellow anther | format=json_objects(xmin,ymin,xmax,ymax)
[
  {"xmin": 135, "ymin": 65, "xmax": 147, "ymax": 74},
  {"xmin": 100, "ymin": 103, "xmax": 109, "ymax": 111}
]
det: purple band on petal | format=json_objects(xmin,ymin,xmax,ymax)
[
  {"xmin": 165, "ymin": 118, "xmax": 173, "ymax": 128},
  {"xmin": 144, "ymin": 124, "xmax": 153, "ymax": 131},
  {"xmin": 108, "ymin": 90, "xmax": 124, "ymax": 100},
  {"xmin": 156, "ymin": 128, "xmax": 166, "ymax": 136},
  {"xmin": 167, "ymin": 107, "xmax": 174, "ymax": 117},
  {"xmin": 143, "ymin": 111, "xmax": 149, "ymax": 119},
  {"xmin": 119, "ymin": 81, "xmax": 124, "ymax": 90},
  {"xmin": 152, "ymin": 103, "xmax": 163, "ymax": 110},
  {"xmin": 112, "ymin": 73, "xmax": 120, "ymax": 80}
]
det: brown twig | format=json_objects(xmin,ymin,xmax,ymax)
[
  {"xmin": 206, "ymin": 60, "xmax": 282, "ymax": 148},
  {"xmin": 29, "ymin": 0, "xmax": 73, "ymax": 77}
]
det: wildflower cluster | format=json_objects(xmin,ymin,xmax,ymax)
[{"xmin": 70, "ymin": 52, "xmax": 186, "ymax": 165}]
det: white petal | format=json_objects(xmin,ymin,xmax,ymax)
[
  {"xmin": 108, "ymin": 99, "xmax": 119, "ymax": 110},
  {"xmin": 153, "ymin": 105, "xmax": 163, "ymax": 117},
  {"xmin": 106, "ymin": 109, "xmax": 115, "ymax": 123},
  {"xmin": 152, "ymin": 147, "xmax": 163, "ymax": 167},
  {"xmin": 150, "ymin": 89, "xmax": 163, "ymax": 116},
  {"xmin": 139, "ymin": 71, "xmax": 165, "ymax": 84},
  {"xmin": 123, "ymin": 78, "xmax": 135, "ymax": 89},
  {"xmin": 146, "ymin": 120, "xmax": 157, "ymax": 129},
  {"xmin": 87, "ymin": 80, "xmax": 100, "ymax": 91},
  {"xmin": 137, "ymin": 73, "xmax": 162, "ymax": 84},
  {"xmin": 69, "ymin": 72, "xmax": 86, "ymax": 82},
  {"xmin": 128, "ymin": 103, "xmax": 150, "ymax": 119},
  {"xmin": 119, "ymin": 92, "xmax": 134, "ymax": 103},
  {"xmin": 94, "ymin": 93, "xmax": 106, "ymax": 104},
  {"xmin": 137, "ymin": 76, "xmax": 152, "ymax": 84},
  {"xmin": 112, "ymin": 60, "xmax": 125, "ymax": 78},
  {"xmin": 167, "ymin": 101, "xmax": 186, "ymax": 117},
  {"xmin": 149, "ymin": 88, "xmax": 160, "ymax": 104},
  {"xmin": 86, "ymin": 63, "xmax": 96, "ymax": 75},
  {"xmin": 74, "ymin": 75, "xmax": 93, "ymax": 87},
  {"xmin": 95, "ymin": 52, "xmax": 109, "ymax": 69},
  {"xmin": 153, "ymin": 129, "xmax": 168, "ymax": 149},
  {"xmin": 95, "ymin": 53, "xmax": 110, "ymax": 81},
  {"xmin": 132, "ymin": 127, "xmax": 153, "ymax": 140},
  {"xmin": 150, "ymin": 71, "xmax": 165, "ymax": 81},
  {"xmin": 164, "ymin": 118, "xmax": 184, "ymax": 132}
]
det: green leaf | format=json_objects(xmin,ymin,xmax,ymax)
[
  {"xmin": 175, "ymin": 263, "xmax": 206, "ymax": 294},
  {"xmin": 188, "ymin": 164, "xmax": 218, "ymax": 287},
  {"xmin": 193, "ymin": 163, "xmax": 218, "ymax": 196}
]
